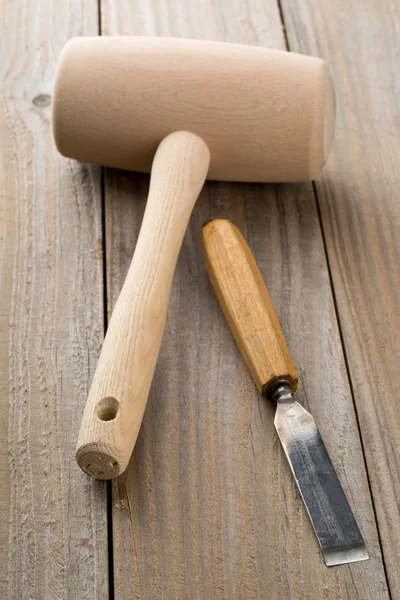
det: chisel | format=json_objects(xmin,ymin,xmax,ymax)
[{"xmin": 202, "ymin": 218, "xmax": 368, "ymax": 567}]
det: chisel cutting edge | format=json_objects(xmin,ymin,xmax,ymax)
[{"xmin": 202, "ymin": 218, "xmax": 368, "ymax": 567}]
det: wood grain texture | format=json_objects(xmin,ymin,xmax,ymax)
[
  {"xmin": 280, "ymin": 0, "xmax": 400, "ymax": 594},
  {"xmin": 202, "ymin": 219, "xmax": 297, "ymax": 395},
  {"xmin": 76, "ymin": 131, "xmax": 210, "ymax": 479},
  {"xmin": 52, "ymin": 35, "xmax": 335, "ymax": 182},
  {"xmin": 101, "ymin": 1, "xmax": 389, "ymax": 598},
  {"xmin": 0, "ymin": 1, "xmax": 108, "ymax": 598}
]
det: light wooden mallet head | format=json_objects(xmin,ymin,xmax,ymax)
[
  {"xmin": 52, "ymin": 36, "xmax": 336, "ymax": 479},
  {"xmin": 54, "ymin": 36, "xmax": 335, "ymax": 182}
]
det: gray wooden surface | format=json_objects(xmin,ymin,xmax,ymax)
[
  {"xmin": 0, "ymin": 0, "xmax": 398, "ymax": 598},
  {"xmin": 282, "ymin": 0, "xmax": 400, "ymax": 594},
  {"xmin": 0, "ymin": 1, "xmax": 108, "ymax": 599}
]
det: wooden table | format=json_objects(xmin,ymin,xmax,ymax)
[{"xmin": 1, "ymin": 0, "xmax": 398, "ymax": 598}]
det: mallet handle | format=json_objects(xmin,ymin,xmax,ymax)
[
  {"xmin": 76, "ymin": 131, "xmax": 210, "ymax": 479},
  {"xmin": 202, "ymin": 219, "xmax": 297, "ymax": 397}
]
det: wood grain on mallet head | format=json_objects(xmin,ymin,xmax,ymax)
[{"xmin": 52, "ymin": 36, "xmax": 336, "ymax": 182}]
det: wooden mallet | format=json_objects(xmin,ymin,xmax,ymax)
[{"xmin": 52, "ymin": 36, "xmax": 336, "ymax": 479}]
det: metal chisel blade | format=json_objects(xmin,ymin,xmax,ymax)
[{"xmin": 274, "ymin": 390, "xmax": 368, "ymax": 566}]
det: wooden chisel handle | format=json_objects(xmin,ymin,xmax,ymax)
[{"xmin": 202, "ymin": 219, "xmax": 297, "ymax": 397}]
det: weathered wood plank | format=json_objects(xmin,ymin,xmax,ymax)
[
  {"xmin": 280, "ymin": 0, "xmax": 400, "ymax": 594},
  {"xmin": 101, "ymin": 1, "xmax": 389, "ymax": 598},
  {"xmin": 0, "ymin": 1, "xmax": 108, "ymax": 598}
]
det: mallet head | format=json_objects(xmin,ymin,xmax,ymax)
[{"xmin": 53, "ymin": 36, "xmax": 335, "ymax": 182}]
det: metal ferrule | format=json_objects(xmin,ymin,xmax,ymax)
[{"xmin": 269, "ymin": 379, "xmax": 294, "ymax": 403}]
